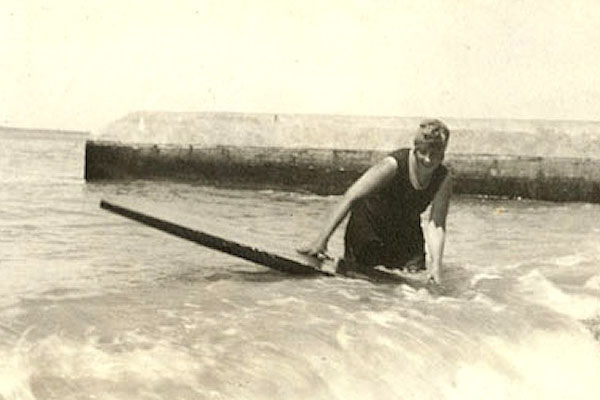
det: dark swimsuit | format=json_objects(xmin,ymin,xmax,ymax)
[{"xmin": 342, "ymin": 148, "xmax": 448, "ymax": 271}]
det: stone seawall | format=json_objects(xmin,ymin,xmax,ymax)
[{"xmin": 85, "ymin": 141, "xmax": 600, "ymax": 203}]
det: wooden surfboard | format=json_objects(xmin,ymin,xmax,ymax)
[{"xmin": 100, "ymin": 199, "xmax": 431, "ymax": 286}]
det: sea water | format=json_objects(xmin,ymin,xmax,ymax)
[{"xmin": 1, "ymin": 130, "xmax": 599, "ymax": 400}]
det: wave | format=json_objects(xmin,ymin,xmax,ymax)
[{"xmin": 517, "ymin": 270, "xmax": 600, "ymax": 320}]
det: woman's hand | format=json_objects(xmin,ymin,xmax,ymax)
[
  {"xmin": 427, "ymin": 263, "xmax": 441, "ymax": 284},
  {"xmin": 297, "ymin": 240, "xmax": 331, "ymax": 260}
]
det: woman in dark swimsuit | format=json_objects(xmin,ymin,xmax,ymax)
[{"xmin": 298, "ymin": 119, "xmax": 452, "ymax": 284}]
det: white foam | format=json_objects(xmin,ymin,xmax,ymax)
[
  {"xmin": 518, "ymin": 270, "xmax": 600, "ymax": 320},
  {"xmin": 553, "ymin": 254, "xmax": 586, "ymax": 267},
  {"xmin": 223, "ymin": 328, "xmax": 238, "ymax": 336},
  {"xmin": 585, "ymin": 274, "xmax": 600, "ymax": 291},
  {"xmin": 336, "ymin": 289, "xmax": 361, "ymax": 301},
  {"xmin": 256, "ymin": 296, "xmax": 307, "ymax": 307},
  {"xmin": 0, "ymin": 348, "xmax": 35, "ymax": 400},
  {"xmin": 446, "ymin": 331, "xmax": 600, "ymax": 400},
  {"xmin": 471, "ymin": 293, "xmax": 507, "ymax": 312},
  {"xmin": 0, "ymin": 331, "xmax": 206, "ymax": 400},
  {"xmin": 470, "ymin": 273, "xmax": 502, "ymax": 287},
  {"xmin": 335, "ymin": 324, "xmax": 352, "ymax": 349},
  {"xmin": 401, "ymin": 286, "xmax": 434, "ymax": 302},
  {"xmin": 364, "ymin": 310, "xmax": 406, "ymax": 328}
]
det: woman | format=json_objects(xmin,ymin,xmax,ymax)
[{"xmin": 297, "ymin": 119, "xmax": 452, "ymax": 284}]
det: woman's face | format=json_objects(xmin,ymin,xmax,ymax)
[{"xmin": 415, "ymin": 147, "xmax": 444, "ymax": 170}]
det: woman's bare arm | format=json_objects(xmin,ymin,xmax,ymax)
[
  {"xmin": 425, "ymin": 172, "xmax": 453, "ymax": 283},
  {"xmin": 297, "ymin": 156, "xmax": 398, "ymax": 257}
]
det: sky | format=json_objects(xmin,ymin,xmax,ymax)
[{"xmin": 2, "ymin": 0, "xmax": 600, "ymax": 131}]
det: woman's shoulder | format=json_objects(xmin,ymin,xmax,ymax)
[
  {"xmin": 388, "ymin": 147, "xmax": 410, "ymax": 158},
  {"xmin": 437, "ymin": 162, "xmax": 451, "ymax": 178},
  {"xmin": 388, "ymin": 148, "xmax": 410, "ymax": 168}
]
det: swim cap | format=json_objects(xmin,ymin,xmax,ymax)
[{"xmin": 413, "ymin": 119, "xmax": 450, "ymax": 152}]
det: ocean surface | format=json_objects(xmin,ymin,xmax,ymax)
[{"xmin": 1, "ymin": 129, "xmax": 600, "ymax": 399}]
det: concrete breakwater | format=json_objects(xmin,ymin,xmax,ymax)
[
  {"xmin": 85, "ymin": 140, "xmax": 600, "ymax": 203},
  {"xmin": 85, "ymin": 112, "xmax": 600, "ymax": 203}
]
